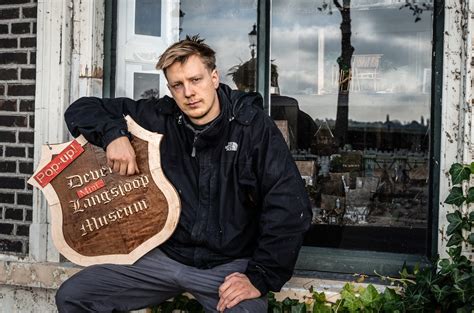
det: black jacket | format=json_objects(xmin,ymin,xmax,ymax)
[{"xmin": 65, "ymin": 84, "xmax": 312, "ymax": 295}]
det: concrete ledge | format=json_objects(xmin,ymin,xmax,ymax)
[
  {"xmin": 0, "ymin": 260, "xmax": 388, "ymax": 309},
  {"xmin": 0, "ymin": 260, "xmax": 82, "ymax": 290},
  {"xmin": 277, "ymin": 276, "xmax": 387, "ymax": 303}
]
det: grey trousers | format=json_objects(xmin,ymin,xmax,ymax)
[{"xmin": 55, "ymin": 248, "xmax": 268, "ymax": 313}]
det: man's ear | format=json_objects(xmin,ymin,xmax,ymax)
[{"xmin": 212, "ymin": 69, "xmax": 219, "ymax": 89}]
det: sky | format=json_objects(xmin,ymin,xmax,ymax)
[{"xmin": 179, "ymin": 0, "xmax": 433, "ymax": 123}]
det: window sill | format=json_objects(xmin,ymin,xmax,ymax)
[{"xmin": 0, "ymin": 260, "xmax": 82, "ymax": 290}]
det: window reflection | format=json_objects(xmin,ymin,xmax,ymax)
[
  {"xmin": 179, "ymin": 0, "xmax": 257, "ymax": 90},
  {"xmin": 134, "ymin": 73, "xmax": 160, "ymax": 100},
  {"xmin": 269, "ymin": 0, "xmax": 433, "ymax": 252},
  {"xmin": 135, "ymin": 0, "xmax": 161, "ymax": 37}
]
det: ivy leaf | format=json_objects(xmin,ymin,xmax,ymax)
[
  {"xmin": 466, "ymin": 187, "xmax": 474, "ymax": 204},
  {"xmin": 470, "ymin": 161, "xmax": 474, "ymax": 174},
  {"xmin": 312, "ymin": 302, "xmax": 331, "ymax": 313},
  {"xmin": 312, "ymin": 291, "xmax": 326, "ymax": 303},
  {"xmin": 383, "ymin": 287, "xmax": 401, "ymax": 302},
  {"xmin": 360, "ymin": 284, "xmax": 380, "ymax": 306},
  {"xmin": 341, "ymin": 283, "xmax": 361, "ymax": 311},
  {"xmin": 438, "ymin": 258, "xmax": 450, "ymax": 269},
  {"xmin": 447, "ymin": 246, "xmax": 462, "ymax": 258},
  {"xmin": 469, "ymin": 211, "xmax": 474, "ymax": 222},
  {"xmin": 447, "ymin": 211, "xmax": 463, "ymax": 236},
  {"xmin": 290, "ymin": 303, "xmax": 306, "ymax": 313},
  {"xmin": 446, "ymin": 233, "xmax": 464, "ymax": 247},
  {"xmin": 468, "ymin": 233, "xmax": 474, "ymax": 245},
  {"xmin": 449, "ymin": 163, "xmax": 471, "ymax": 185},
  {"xmin": 444, "ymin": 187, "xmax": 466, "ymax": 206},
  {"xmin": 431, "ymin": 284, "xmax": 450, "ymax": 302}
]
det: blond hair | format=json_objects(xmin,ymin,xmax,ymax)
[{"xmin": 156, "ymin": 35, "xmax": 216, "ymax": 76}]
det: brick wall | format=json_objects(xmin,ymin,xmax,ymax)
[{"xmin": 0, "ymin": 0, "xmax": 37, "ymax": 256}]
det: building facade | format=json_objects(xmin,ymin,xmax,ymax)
[{"xmin": 0, "ymin": 0, "xmax": 472, "ymax": 311}]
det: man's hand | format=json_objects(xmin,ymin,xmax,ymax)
[
  {"xmin": 106, "ymin": 136, "xmax": 139, "ymax": 176},
  {"xmin": 217, "ymin": 272, "xmax": 261, "ymax": 312}
]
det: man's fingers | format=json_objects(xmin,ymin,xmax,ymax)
[
  {"xmin": 132, "ymin": 159, "xmax": 140, "ymax": 174},
  {"xmin": 218, "ymin": 288, "xmax": 247, "ymax": 312},
  {"xmin": 219, "ymin": 275, "xmax": 237, "ymax": 296},
  {"xmin": 106, "ymin": 136, "xmax": 138, "ymax": 176},
  {"xmin": 119, "ymin": 161, "xmax": 128, "ymax": 176},
  {"xmin": 112, "ymin": 160, "xmax": 121, "ymax": 173}
]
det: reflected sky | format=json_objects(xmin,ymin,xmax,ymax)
[{"xmin": 179, "ymin": 0, "xmax": 433, "ymax": 123}]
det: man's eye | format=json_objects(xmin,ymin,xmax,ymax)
[
  {"xmin": 192, "ymin": 78, "xmax": 201, "ymax": 83},
  {"xmin": 173, "ymin": 84, "xmax": 182, "ymax": 89}
]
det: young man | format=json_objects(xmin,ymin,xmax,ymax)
[{"xmin": 56, "ymin": 36, "xmax": 311, "ymax": 313}]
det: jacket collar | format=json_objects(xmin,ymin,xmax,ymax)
[{"xmin": 162, "ymin": 84, "xmax": 263, "ymax": 150}]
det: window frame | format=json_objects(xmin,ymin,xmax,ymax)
[
  {"xmin": 253, "ymin": 0, "xmax": 444, "ymax": 276},
  {"xmin": 103, "ymin": 0, "xmax": 445, "ymax": 277}
]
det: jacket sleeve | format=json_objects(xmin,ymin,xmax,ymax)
[
  {"xmin": 244, "ymin": 113, "xmax": 312, "ymax": 296},
  {"xmin": 64, "ymin": 97, "xmax": 162, "ymax": 148}
]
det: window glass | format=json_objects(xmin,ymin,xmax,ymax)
[
  {"xmin": 135, "ymin": 0, "xmax": 162, "ymax": 37},
  {"xmin": 134, "ymin": 73, "xmax": 160, "ymax": 99},
  {"xmin": 270, "ymin": 0, "xmax": 433, "ymax": 254},
  {"xmin": 179, "ymin": 0, "xmax": 258, "ymax": 90}
]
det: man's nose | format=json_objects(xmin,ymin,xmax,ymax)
[{"xmin": 183, "ymin": 83, "xmax": 195, "ymax": 98}]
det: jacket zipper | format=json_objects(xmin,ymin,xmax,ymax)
[{"xmin": 191, "ymin": 135, "xmax": 197, "ymax": 157}]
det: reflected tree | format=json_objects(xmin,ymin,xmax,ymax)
[
  {"xmin": 319, "ymin": 0, "xmax": 354, "ymax": 147},
  {"xmin": 141, "ymin": 88, "xmax": 159, "ymax": 99},
  {"xmin": 319, "ymin": 0, "xmax": 433, "ymax": 147}
]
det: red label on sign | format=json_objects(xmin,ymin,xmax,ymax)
[
  {"xmin": 77, "ymin": 179, "xmax": 106, "ymax": 199},
  {"xmin": 34, "ymin": 140, "xmax": 84, "ymax": 187}
]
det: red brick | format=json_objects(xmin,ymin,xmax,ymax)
[
  {"xmin": 1, "ymin": 177, "xmax": 21, "ymax": 190},
  {"xmin": 20, "ymin": 37, "xmax": 35, "ymax": 48},
  {"xmin": 0, "ymin": 239, "xmax": 23, "ymax": 253},
  {"xmin": 8, "ymin": 84, "xmax": 35, "ymax": 96},
  {"xmin": 0, "ymin": 115, "xmax": 26, "ymax": 127},
  {"xmin": 0, "ymin": 161, "xmax": 16, "ymax": 172},
  {"xmin": 0, "ymin": 53, "xmax": 27, "ymax": 64},
  {"xmin": 0, "ymin": 38, "xmax": 17, "ymax": 49},
  {"xmin": 5, "ymin": 146, "xmax": 25, "ymax": 157},
  {"xmin": 18, "ymin": 131, "xmax": 33, "ymax": 143},
  {"xmin": 11, "ymin": 23, "xmax": 30, "ymax": 34},
  {"xmin": 0, "ymin": 69, "xmax": 18, "ymax": 80},
  {"xmin": 20, "ymin": 68, "xmax": 35, "ymax": 79},
  {"xmin": 0, "ymin": 24, "xmax": 8, "ymax": 34},
  {"xmin": 22, "ymin": 6, "xmax": 36, "ymax": 18},
  {"xmin": 0, "ymin": 223, "xmax": 14, "ymax": 235},
  {"xmin": 0, "ymin": 8, "xmax": 19, "ymax": 20},
  {"xmin": 0, "ymin": 130, "xmax": 16, "ymax": 143},
  {"xmin": 0, "ymin": 99, "xmax": 17, "ymax": 111},
  {"xmin": 19, "ymin": 100, "xmax": 34, "ymax": 112}
]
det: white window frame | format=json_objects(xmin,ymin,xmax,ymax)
[{"xmin": 115, "ymin": 0, "xmax": 180, "ymax": 98}]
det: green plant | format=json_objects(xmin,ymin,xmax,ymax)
[{"xmin": 150, "ymin": 294, "xmax": 205, "ymax": 313}]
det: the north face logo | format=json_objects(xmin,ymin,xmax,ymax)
[{"xmin": 225, "ymin": 142, "xmax": 238, "ymax": 152}]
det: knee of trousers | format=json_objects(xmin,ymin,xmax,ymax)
[{"xmin": 55, "ymin": 278, "xmax": 83, "ymax": 309}]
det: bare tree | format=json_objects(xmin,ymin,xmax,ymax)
[{"xmin": 332, "ymin": 0, "xmax": 354, "ymax": 147}]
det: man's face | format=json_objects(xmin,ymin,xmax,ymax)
[{"xmin": 166, "ymin": 55, "xmax": 220, "ymax": 125}]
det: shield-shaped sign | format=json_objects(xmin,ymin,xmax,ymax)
[{"xmin": 28, "ymin": 116, "xmax": 180, "ymax": 266}]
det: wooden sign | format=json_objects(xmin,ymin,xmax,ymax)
[{"xmin": 28, "ymin": 116, "xmax": 180, "ymax": 266}]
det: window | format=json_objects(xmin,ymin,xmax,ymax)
[
  {"xmin": 269, "ymin": 0, "xmax": 434, "ymax": 256},
  {"xmin": 179, "ymin": 0, "xmax": 258, "ymax": 90},
  {"xmin": 108, "ymin": 0, "xmax": 441, "ymax": 273},
  {"xmin": 114, "ymin": 0, "xmax": 179, "ymax": 99}
]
